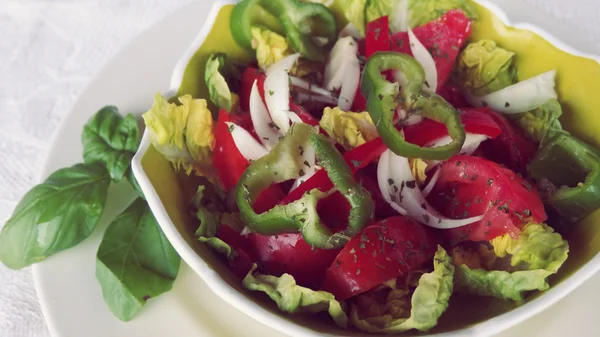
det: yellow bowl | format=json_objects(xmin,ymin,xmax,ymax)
[{"xmin": 132, "ymin": 1, "xmax": 600, "ymax": 335}]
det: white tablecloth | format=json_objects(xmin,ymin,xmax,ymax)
[{"xmin": 0, "ymin": 0, "xmax": 599, "ymax": 336}]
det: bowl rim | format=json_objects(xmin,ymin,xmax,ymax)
[{"xmin": 132, "ymin": 1, "xmax": 600, "ymax": 336}]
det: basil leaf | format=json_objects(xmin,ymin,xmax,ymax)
[
  {"xmin": 0, "ymin": 163, "xmax": 110, "ymax": 269},
  {"xmin": 126, "ymin": 167, "xmax": 145, "ymax": 200},
  {"xmin": 96, "ymin": 198, "xmax": 181, "ymax": 321},
  {"xmin": 82, "ymin": 106, "xmax": 140, "ymax": 182}
]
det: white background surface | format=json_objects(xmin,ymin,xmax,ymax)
[{"xmin": 0, "ymin": 0, "xmax": 599, "ymax": 336}]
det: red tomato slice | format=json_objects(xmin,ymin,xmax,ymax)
[
  {"xmin": 246, "ymin": 232, "xmax": 341, "ymax": 288},
  {"xmin": 215, "ymin": 225, "xmax": 255, "ymax": 278},
  {"xmin": 240, "ymin": 67, "xmax": 263, "ymax": 112},
  {"xmin": 213, "ymin": 109, "xmax": 249, "ymax": 190},
  {"xmin": 428, "ymin": 156, "xmax": 546, "ymax": 244},
  {"xmin": 403, "ymin": 108, "xmax": 502, "ymax": 146},
  {"xmin": 391, "ymin": 10, "xmax": 472, "ymax": 89},
  {"xmin": 438, "ymin": 83, "xmax": 471, "ymax": 108},
  {"xmin": 321, "ymin": 216, "xmax": 439, "ymax": 300},
  {"xmin": 290, "ymin": 102, "xmax": 320, "ymax": 126},
  {"xmin": 478, "ymin": 108, "xmax": 537, "ymax": 175},
  {"xmin": 366, "ymin": 16, "xmax": 392, "ymax": 58}
]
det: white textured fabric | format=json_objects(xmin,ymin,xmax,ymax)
[{"xmin": 0, "ymin": 0, "xmax": 598, "ymax": 336}]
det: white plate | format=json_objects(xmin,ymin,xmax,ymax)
[{"xmin": 32, "ymin": 1, "xmax": 600, "ymax": 336}]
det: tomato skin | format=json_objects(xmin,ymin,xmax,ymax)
[
  {"xmin": 246, "ymin": 232, "xmax": 341, "ymax": 288},
  {"xmin": 478, "ymin": 109, "xmax": 537, "ymax": 175},
  {"xmin": 438, "ymin": 84, "xmax": 471, "ymax": 108},
  {"xmin": 391, "ymin": 10, "xmax": 472, "ymax": 89},
  {"xmin": 321, "ymin": 216, "xmax": 439, "ymax": 300},
  {"xmin": 403, "ymin": 108, "xmax": 502, "ymax": 146},
  {"xmin": 213, "ymin": 109, "xmax": 249, "ymax": 190},
  {"xmin": 240, "ymin": 67, "xmax": 263, "ymax": 112},
  {"xmin": 366, "ymin": 16, "xmax": 392, "ymax": 58},
  {"xmin": 215, "ymin": 225, "xmax": 255, "ymax": 278},
  {"xmin": 428, "ymin": 156, "xmax": 546, "ymax": 244}
]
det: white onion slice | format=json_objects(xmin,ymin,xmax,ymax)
[
  {"xmin": 378, "ymin": 149, "xmax": 483, "ymax": 229},
  {"xmin": 286, "ymin": 110, "xmax": 303, "ymax": 124},
  {"xmin": 324, "ymin": 36, "xmax": 360, "ymax": 110},
  {"xmin": 390, "ymin": 0, "xmax": 409, "ymax": 33},
  {"xmin": 225, "ymin": 122, "xmax": 268, "ymax": 161},
  {"xmin": 425, "ymin": 133, "xmax": 490, "ymax": 168},
  {"xmin": 291, "ymin": 77, "xmax": 336, "ymax": 98},
  {"xmin": 291, "ymin": 143, "xmax": 317, "ymax": 192},
  {"xmin": 339, "ymin": 23, "xmax": 362, "ymax": 39},
  {"xmin": 408, "ymin": 28, "xmax": 438, "ymax": 93},
  {"xmin": 397, "ymin": 107, "xmax": 424, "ymax": 125},
  {"xmin": 377, "ymin": 151, "xmax": 408, "ymax": 216},
  {"xmin": 249, "ymin": 80, "xmax": 281, "ymax": 150},
  {"xmin": 422, "ymin": 168, "xmax": 440, "ymax": 198},
  {"xmin": 264, "ymin": 54, "xmax": 301, "ymax": 133},
  {"xmin": 468, "ymin": 70, "xmax": 558, "ymax": 114},
  {"xmin": 295, "ymin": 92, "xmax": 338, "ymax": 105}
]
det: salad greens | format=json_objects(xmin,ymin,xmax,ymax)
[
  {"xmin": 452, "ymin": 223, "xmax": 568, "ymax": 301},
  {"xmin": 205, "ymin": 53, "xmax": 240, "ymax": 113},
  {"xmin": 511, "ymin": 99, "xmax": 563, "ymax": 144},
  {"xmin": 82, "ymin": 106, "xmax": 140, "ymax": 183},
  {"xmin": 251, "ymin": 27, "xmax": 293, "ymax": 71},
  {"xmin": 0, "ymin": 163, "xmax": 110, "ymax": 269},
  {"xmin": 96, "ymin": 198, "xmax": 180, "ymax": 321},
  {"xmin": 142, "ymin": 94, "xmax": 215, "ymax": 177},
  {"xmin": 319, "ymin": 107, "xmax": 377, "ymax": 150},
  {"xmin": 453, "ymin": 40, "xmax": 518, "ymax": 97},
  {"xmin": 243, "ymin": 264, "xmax": 348, "ymax": 328},
  {"xmin": 350, "ymin": 246, "xmax": 454, "ymax": 333}
]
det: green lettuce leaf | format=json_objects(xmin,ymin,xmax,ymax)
[
  {"xmin": 453, "ymin": 40, "xmax": 517, "ymax": 97},
  {"xmin": 338, "ymin": 0, "xmax": 368, "ymax": 35},
  {"xmin": 454, "ymin": 223, "xmax": 569, "ymax": 301},
  {"xmin": 510, "ymin": 99, "xmax": 564, "ymax": 144},
  {"xmin": 205, "ymin": 53, "xmax": 240, "ymax": 112},
  {"xmin": 243, "ymin": 264, "xmax": 348, "ymax": 329},
  {"xmin": 251, "ymin": 27, "xmax": 293, "ymax": 71},
  {"xmin": 351, "ymin": 246, "xmax": 454, "ymax": 333},
  {"xmin": 364, "ymin": 0, "xmax": 478, "ymax": 31},
  {"xmin": 142, "ymin": 94, "xmax": 214, "ymax": 176},
  {"xmin": 319, "ymin": 107, "xmax": 378, "ymax": 150}
]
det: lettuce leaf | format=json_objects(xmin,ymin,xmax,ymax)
[
  {"xmin": 453, "ymin": 40, "xmax": 517, "ymax": 97},
  {"xmin": 243, "ymin": 265, "xmax": 348, "ymax": 329},
  {"xmin": 364, "ymin": 0, "xmax": 478, "ymax": 31},
  {"xmin": 319, "ymin": 107, "xmax": 377, "ymax": 150},
  {"xmin": 453, "ymin": 223, "xmax": 569, "ymax": 301},
  {"xmin": 205, "ymin": 53, "xmax": 239, "ymax": 113},
  {"xmin": 351, "ymin": 246, "xmax": 454, "ymax": 333},
  {"xmin": 142, "ymin": 94, "xmax": 214, "ymax": 176},
  {"xmin": 510, "ymin": 99, "xmax": 564, "ymax": 144},
  {"xmin": 251, "ymin": 27, "xmax": 293, "ymax": 71},
  {"xmin": 338, "ymin": 0, "xmax": 369, "ymax": 35}
]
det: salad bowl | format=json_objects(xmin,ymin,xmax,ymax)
[{"xmin": 132, "ymin": 0, "xmax": 600, "ymax": 336}]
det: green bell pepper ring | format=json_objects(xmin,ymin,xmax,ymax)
[
  {"xmin": 235, "ymin": 123, "xmax": 374, "ymax": 250},
  {"xmin": 361, "ymin": 52, "xmax": 466, "ymax": 160},
  {"xmin": 230, "ymin": 0, "xmax": 337, "ymax": 62},
  {"xmin": 529, "ymin": 132, "xmax": 600, "ymax": 225}
]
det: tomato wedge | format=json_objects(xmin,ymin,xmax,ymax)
[
  {"xmin": 403, "ymin": 108, "xmax": 502, "ymax": 146},
  {"xmin": 240, "ymin": 67, "xmax": 263, "ymax": 112},
  {"xmin": 366, "ymin": 16, "xmax": 392, "ymax": 58},
  {"xmin": 391, "ymin": 10, "xmax": 472, "ymax": 89},
  {"xmin": 213, "ymin": 109, "xmax": 249, "ymax": 190},
  {"xmin": 321, "ymin": 216, "xmax": 439, "ymax": 300},
  {"xmin": 428, "ymin": 156, "xmax": 547, "ymax": 244},
  {"xmin": 246, "ymin": 232, "xmax": 341, "ymax": 288},
  {"xmin": 478, "ymin": 109, "xmax": 537, "ymax": 175}
]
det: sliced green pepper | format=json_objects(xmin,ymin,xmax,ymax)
[
  {"xmin": 230, "ymin": 0, "xmax": 337, "ymax": 62},
  {"xmin": 235, "ymin": 123, "xmax": 374, "ymax": 249},
  {"xmin": 361, "ymin": 52, "xmax": 466, "ymax": 160},
  {"xmin": 529, "ymin": 133, "xmax": 600, "ymax": 225}
]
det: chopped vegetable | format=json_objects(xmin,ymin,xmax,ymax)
[
  {"xmin": 205, "ymin": 53, "xmax": 239, "ymax": 112},
  {"xmin": 230, "ymin": 0, "xmax": 337, "ymax": 61},
  {"xmin": 251, "ymin": 27, "xmax": 293, "ymax": 71},
  {"xmin": 324, "ymin": 36, "xmax": 361, "ymax": 110},
  {"xmin": 453, "ymin": 40, "xmax": 517, "ymax": 97},
  {"xmin": 142, "ymin": 94, "xmax": 214, "ymax": 176},
  {"xmin": 321, "ymin": 216, "xmax": 439, "ymax": 300},
  {"xmin": 407, "ymin": 28, "xmax": 438, "ymax": 92},
  {"xmin": 350, "ymin": 246, "xmax": 454, "ymax": 333},
  {"xmin": 264, "ymin": 53, "xmax": 300, "ymax": 133},
  {"xmin": 468, "ymin": 70, "xmax": 558, "ymax": 114},
  {"xmin": 337, "ymin": 0, "xmax": 368, "ymax": 35},
  {"xmin": 510, "ymin": 99, "xmax": 563, "ymax": 144},
  {"xmin": 235, "ymin": 123, "xmax": 374, "ymax": 249},
  {"xmin": 319, "ymin": 107, "xmax": 377, "ymax": 150},
  {"xmin": 361, "ymin": 52, "xmax": 466, "ymax": 160},
  {"xmin": 453, "ymin": 223, "xmax": 568, "ymax": 301},
  {"xmin": 243, "ymin": 264, "xmax": 348, "ymax": 328},
  {"xmin": 529, "ymin": 132, "xmax": 600, "ymax": 226}
]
